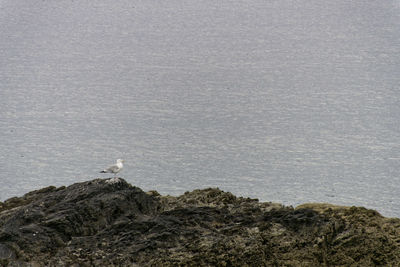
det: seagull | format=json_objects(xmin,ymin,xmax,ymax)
[{"xmin": 100, "ymin": 159, "xmax": 125, "ymax": 177}]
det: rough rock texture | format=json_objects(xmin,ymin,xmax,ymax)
[{"xmin": 0, "ymin": 178, "xmax": 400, "ymax": 266}]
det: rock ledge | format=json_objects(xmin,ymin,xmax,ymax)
[{"xmin": 1, "ymin": 178, "xmax": 400, "ymax": 266}]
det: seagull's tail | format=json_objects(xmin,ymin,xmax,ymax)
[{"xmin": 100, "ymin": 170, "xmax": 106, "ymax": 173}]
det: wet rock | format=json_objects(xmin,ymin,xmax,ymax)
[{"xmin": 0, "ymin": 178, "xmax": 399, "ymax": 266}]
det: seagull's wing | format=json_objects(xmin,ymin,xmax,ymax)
[{"xmin": 105, "ymin": 164, "xmax": 120, "ymax": 173}]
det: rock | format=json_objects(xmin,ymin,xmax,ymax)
[{"xmin": 0, "ymin": 178, "xmax": 400, "ymax": 266}]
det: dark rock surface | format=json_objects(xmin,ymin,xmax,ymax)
[{"xmin": 0, "ymin": 178, "xmax": 400, "ymax": 266}]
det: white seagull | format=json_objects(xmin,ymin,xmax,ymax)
[{"xmin": 100, "ymin": 159, "xmax": 125, "ymax": 177}]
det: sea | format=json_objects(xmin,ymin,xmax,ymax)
[{"xmin": 1, "ymin": 0, "xmax": 400, "ymax": 217}]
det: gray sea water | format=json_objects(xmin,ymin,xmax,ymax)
[{"xmin": 1, "ymin": 0, "xmax": 400, "ymax": 217}]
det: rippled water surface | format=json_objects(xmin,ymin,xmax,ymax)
[{"xmin": 1, "ymin": 0, "xmax": 400, "ymax": 217}]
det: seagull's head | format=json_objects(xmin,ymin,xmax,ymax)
[{"xmin": 117, "ymin": 159, "xmax": 125, "ymax": 163}]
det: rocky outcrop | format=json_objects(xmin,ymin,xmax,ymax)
[{"xmin": 0, "ymin": 178, "xmax": 400, "ymax": 266}]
